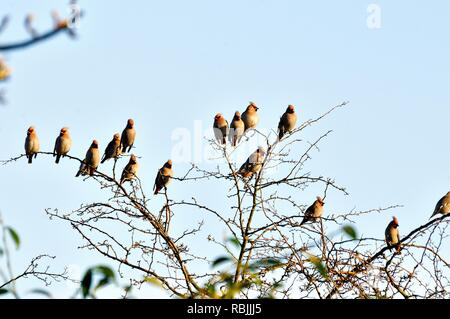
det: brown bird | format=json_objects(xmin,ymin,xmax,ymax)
[
  {"xmin": 241, "ymin": 102, "xmax": 259, "ymax": 132},
  {"xmin": 101, "ymin": 133, "xmax": 122, "ymax": 163},
  {"xmin": 385, "ymin": 216, "xmax": 401, "ymax": 254},
  {"xmin": 24, "ymin": 126, "xmax": 40, "ymax": 164},
  {"xmin": 213, "ymin": 113, "xmax": 229, "ymax": 145},
  {"xmin": 229, "ymin": 111, "xmax": 245, "ymax": 147},
  {"xmin": 53, "ymin": 127, "xmax": 72, "ymax": 164},
  {"xmin": 76, "ymin": 140, "xmax": 100, "ymax": 177},
  {"xmin": 430, "ymin": 191, "xmax": 450, "ymax": 219},
  {"xmin": 120, "ymin": 154, "xmax": 139, "ymax": 184},
  {"xmin": 121, "ymin": 119, "xmax": 136, "ymax": 153},
  {"xmin": 300, "ymin": 197, "xmax": 325, "ymax": 226},
  {"xmin": 154, "ymin": 159, "xmax": 173, "ymax": 195},
  {"xmin": 278, "ymin": 104, "xmax": 298, "ymax": 140},
  {"xmin": 238, "ymin": 147, "xmax": 266, "ymax": 178}
]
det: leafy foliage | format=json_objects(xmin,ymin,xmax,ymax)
[{"xmin": 80, "ymin": 265, "xmax": 116, "ymax": 299}]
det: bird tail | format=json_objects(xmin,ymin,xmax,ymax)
[
  {"xmin": 154, "ymin": 186, "xmax": 161, "ymax": 195},
  {"xmin": 222, "ymin": 136, "xmax": 226, "ymax": 145},
  {"xmin": 55, "ymin": 154, "xmax": 61, "ymax": 164},
  {"xmin": 75, "ymin": 169, "xmax": 81, "ymax": 177},
  {"xmin": 28, "ymin": 155, "xmax": 32, "ymax": 164}
]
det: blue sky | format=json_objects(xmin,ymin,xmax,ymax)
[{"xmin": 0, "ymin": 0, "xmax": 449, "ymax": 298}]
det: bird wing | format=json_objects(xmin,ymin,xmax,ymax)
[
  {"xmin": 239, "ymin": 158, "xmax": 250, "ymax": 174},
  {"xmin": 102, "ymin": 142, "xmax": 113, "ymax": 160},
  {"xmin": 431, "ymin": 197, "xmax": 444, "ymax": 218},
  {"xmin": 224, "ymin": 120, "xmax": 229, "ymax": 136},
  {"xmin": 278, "ymin": 113, "xmax": 286, "ymax": 130},
  {"xmin": 153, "ymin": 168, "xmax": 161, "ymax": 190},
  {"xmin": 53, "ymin": 136, "xmax": 59, "ymax": 156}
]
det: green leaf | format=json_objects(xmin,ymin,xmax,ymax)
[
  {"xmin": 144, "ymin": 276, "xmax": 163, "ymax": 287},
  {"xmin": 342, "ymin": 225, "xmax": 358, "ymax": 239},
  {"xmin": 81, "ymin": 269, "xmax": 93, "ymax": 298},
  {"xmin": 28, "ymin": 289, "xmax": 52, "ymax": 298},
  {"xmin": 94, "ymin": 265, "xmax": 115, "ymax": 282},
  {"xmin": 6, "ymin": 227, "xmax": 20, "ymax": 249},
  {"xmin": 315, "ymin": 262, "xmax": 329, "ymax": 279},
  {"xmin": 308, "ymin": 255, "xmax": 329, "ymax": 279},
  {"xmin": 219, "ymin": 272, "xmax": 234, "ymax": 284},
  {"xmin": 205, "ymin": 283, "xmax": 216, "ymax": 296},
  {"xmin": 94, "ymin": 277, "xmax": 111, "ymax": 292},
  {"xmin": 227, "ymin": 237, "xmax": 241, "ymax": 248},
  {"xmin": 212, "ymin": 256, "xmax": 231, "ymax": 268},
  {"xmin": 0, "ymin": 288, "xmax": 9, "ymax": 296}
]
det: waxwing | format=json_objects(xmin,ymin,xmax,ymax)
[
  {"xmin": 121, "ymin": 119, "xmax": 136, "ymax": 153},
  {"xmin": 101, "ymin": 133, "xmax": 122, "ymax": 163},
  {"xmin": 53, "ymin": 127, "xmax": 72, "ymax": 164},
  {"xmin": 385, "ymin": 216, "xmax": 401, "ymax": 254},
  {"xmin": 300, "ymin": 197, "xmax": 325, "ymax": 226},
  {"xmin": 241, "ymin": 102, "xmax": 259, "ymax": 132},
  {"xmin": 76, "ymin": 140, "xmax": 100, "ymax": 177},
  {"xmin": 154, "ymin": 160, "xmax": 173, "ymax": 195},
  {"xmin": 278, "ymin": 105, "xmax": 297, "ymax": 140},
  {"xmin": 213, "ymin": 113, "xmax": 229, "ymax": 145},
  {"xmin": 120, "ymin": 154, "xmax": 139, "ymax": 184},
  {"xmin": 430, "ymin": 191, "xmax": 450, "ymax": 219},
  {"xmin": 229, "ymin": 111, "xmax": 245, "ymax": 147},
  {"xmin": 24, "ymin": 126, "xmax": 40, "ymax": 164},
  {"xmin": 238, "ymin": 147, "xmax": 266, "ymax": 178}
]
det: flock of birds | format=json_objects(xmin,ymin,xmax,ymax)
[
  {"xmin": 22, "ymin": 102, "xmax": 298, "ymax": 196},
  {"xmin": 23, "ymin": 119, "xmax": 172, "ymax": 195},
  {"xmin": 21, "ymin": 102, "xmax": 450, "ymax": 251},
  {"xmin": 385, "ymin": 191, "xmax": 450, "ymax": 254}
]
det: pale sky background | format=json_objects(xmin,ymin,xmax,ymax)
[{"xmin": 0, "ymin": 0, "xmax": 449, "ymax": 298}]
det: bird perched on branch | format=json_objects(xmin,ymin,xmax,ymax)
[
  {"xmin": 154, "ymin": 160, "xmax": 173, "ymax": 195},
  {"xmin": 121, "ymin": 119, "xmax": 136, "ymax": 153},
  {"xmin": 120, "ymin": 154, "xmax": 139, "ymax": 185},
  {"xmin": 241, "ymin": 102, "xmax": 259, "ymax": 132},
  {"xmin": 385, "ymin": 216, "xmax": 401, "ymax": 254},
  {"xmin": 278, "ymin": 104, "xmax": 297, "ymax": 140},
  {"xmin": 76, "ymin": 140, "xmax": 100, "ymax": 177},
  {"xmin": 101, "ymin": 133, "xmax": 121, "ymax": 163},
  {"xmin": 24, "ymin": 126, "xmax": 40, "ymax": 164},
  {"xmin": 430, "ymin": 192, "xmax": 450, "ymax": 219},
  {"xmin": 300, "ymin": 197, "xmax": 325, "ymax": 226},
  {"xmin": 213, "ymin": 113, "xmax": 229, "ymax": 145},
  {"xmin": 238, "ymin": 147, "xmax": 266, "ymax": 178},
  {"xmin": 53, "ymin": 127, "xmax": 72, "ymax": 164},
  {"xmin": 229, "ymin": 111, "xmax": 245, "ymax": 147}
]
